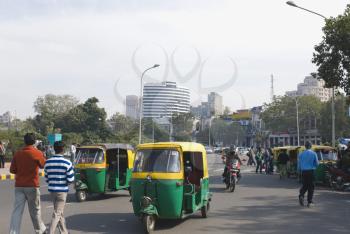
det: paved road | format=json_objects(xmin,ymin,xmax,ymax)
[{"xmin": 0, "ymin": 154, "xmax": 349, "ymax": 234}]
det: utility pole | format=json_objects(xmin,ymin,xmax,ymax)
[{"xmin": 271, "ymin": 74, "xmax": 275, "ymax": 102}]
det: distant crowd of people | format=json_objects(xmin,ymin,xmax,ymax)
[{"xmin": 246, "ymin": 147, "xmax": 274, "ymax": 174}]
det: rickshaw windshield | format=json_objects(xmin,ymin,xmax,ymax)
[
  {"xmin": 75, "ymin": 148, "xmax": 104, "ymax": 164},
  {"xmin": 133, "ymin": 149, "xmax": 180, "ymax": 173},
  {"xmin": 317, "ymin": 149, "xmax": 337, "ymax": 161}
]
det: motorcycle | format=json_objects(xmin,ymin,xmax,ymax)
[
  {"xmin": 325, "ymin": 163, "xmax": 350, "ymax": 191},
  {"xmin": 224, "ymin": 159, "xmax": 241, "ymax": 192}
]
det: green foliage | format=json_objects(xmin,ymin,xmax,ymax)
[
  {"xmin": 62, "ymin": 132, "xmax": 84, "ymax": 145},
  {"xmin": 196, "ymin": 119, "xmax": 245, "ymax": 146},
  {"xmin": 172, "ymin": 113, "xmax": 194, "ymax": 141},
  {"xmin": 262, "ymin": 94, "xmax": 350, "ymax": 142},
  {"xmin": 32, "ymin": 94, "xmax": 79, "ymax": 135},
  {"xmin": 56, "ymin": 97, "xmax": 110, "ymax": 140},
  {"xmin": 261, "ymin": 96, "xmax": 322, "ymax": 134},
  {"xmin": 312, "ymin": 5, "xmax": 350, "ymax": 92},
  {"xmin": 143, "ymin": 118, "xmax": 170, "ymax": 142},
  {"xmin": 319, "ymin": 95, "xmax": 350, "ymax": 142}
]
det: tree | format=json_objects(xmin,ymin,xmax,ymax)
[
  {"xmin": 143, "ymin": 118, "xmax": 169, "ymax": 142},
  {"xmin": 172, "ymin": 113, "xmax": 194, "ymax": 141},
  {"xmin": 56, "ymin": 97, "xmax": 110, "ymax": 140},
  {"xmin": 312, "ymin": 5, "xmax": 350, "ymax": 92},
  {"xmin": 319, "ymin": 95, "xmax": 350, "ymax": 142},
  {"xmin": 34, "ymin": 94, "xmax": 79, "ymax": 117},
  {"xmin": 107, "ymin": 113, "xmax": 140, "ymax": 143},
  {"xmin": 32, "ymin": 94, "xmax": 79, "ymax": 135},
  {"xmin": 223, "ymin": 106, "xmax": 231, "ymax": 116},
  {"xmin": 261, "ymin": 96, "xmax": 322, "ymax": 134}
]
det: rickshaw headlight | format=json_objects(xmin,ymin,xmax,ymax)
[{"xmin": 141, "ymin": 196, "xmax": 152, "ymax": 208}]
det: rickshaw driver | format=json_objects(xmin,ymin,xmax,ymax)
[
  {"xmin": 105, "ymin": 152, "xmax": 118, "ymax": 190},
  {"xmin": 184, "ymin": 158, "xmax": 202, "ymax": 192}
]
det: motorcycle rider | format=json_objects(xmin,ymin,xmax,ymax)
[
  {"xmin": 339, "ymin": 142, "xmax": 350, "ymax": 174},
  {"xmin": 223, "ymin": 149, "xmax": 242, "ymax": 182}
]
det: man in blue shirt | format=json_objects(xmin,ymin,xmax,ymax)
[{"xmin": 298, "ymin": 141, "xmax": 319, "ymax": 207}]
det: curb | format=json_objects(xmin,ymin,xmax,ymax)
[{"xmin": 0, "ymin": 171, "xmax": 45, "ymax": 181}]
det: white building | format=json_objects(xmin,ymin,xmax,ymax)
[
  {"xmin": 0, "ymin": 112, "xmax": 12, "ymax": 125},
  {"xmin": 125, "ymin": 95, "xmax": 139, "ymax": 120},
  {"xmin": 208, "ymin": 92, "xmax": 223, "ymax": 116},
  {"xmin": 286, "ymin": 76, "xmax": 332, "ymax": 102},
  {"xmin": 142, "ymin": 81, "xmax": 190, "ymax": 118}
]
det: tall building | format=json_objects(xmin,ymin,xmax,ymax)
[
  {"xmin": 142, "ymin": 81, "xmax": 190, "ymax": 118},
  {"xmin": 208, "ymin": 92, "xmax": 223, "ymax": 116},
  {"xmin": 125, "ymin": 95, "xmax": 139, "ymax": 120},
  {"xmin": 0, "ymin": 111, "xmax": 12, "ymax": 125},
  {"xmin": 286, "ymin": 76, "xmax": 332, "ymax": 102}
]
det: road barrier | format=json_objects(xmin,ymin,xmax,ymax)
[{"xmin": 0, "ymin": 171, "xmax": 45, "ymax": 181}]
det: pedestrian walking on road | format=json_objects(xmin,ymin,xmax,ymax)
[
  {"xmin": 298, "ymin": 141, "xmax": 319, "ymax": 208},
  {"xmin": 247, "ymin": 147, "xmax": 256, "ymax": 166},
  {"xmin": 70, "ymin": 143, "xmax": 77, "ymax": 163},
  {"xmin": 255, "ymin": 147, "xmax": 263, "ymax": 174},
  {"xmin": 0, "ymin": 141, "xmax": 6, "ymax": 168},
  {"xmin": 9, "ymin": 133, "xmax": 47, "ymax": 234},
  {"xmin": 44, "ymin": 141, "xmax": 74, "ymax": 234},
  {"xmin": 263, "ymin": 149, "xmax": 272, "ymax": 174}
]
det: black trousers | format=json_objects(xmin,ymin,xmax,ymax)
[
  {"xmin": 256, "ymin": 161, "xmax": 262, "ymax": 173},
  {"xmin": 0, "ymin": 155, "xmax": 4, "ymax": 168},
  {"xmin": 299, "ymin": 170, "xmax": 315, "ymax": 203}
]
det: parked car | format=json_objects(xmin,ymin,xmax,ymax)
[{"xmin": 205, "ymin": 146, "xmax": 214, "ymax": 154}]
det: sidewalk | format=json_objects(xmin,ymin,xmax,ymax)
[{"xmin": 0, "ymin": 162, "xmax": 44, "ymax": 181}]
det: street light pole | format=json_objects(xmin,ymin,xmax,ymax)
[
  {"xmin": 138, "ymin": 64, "xmax": 160, "ymax": 145},
  {"xmin": 286, "ymin": 1, "xmax": 327, "ymax": 19},
  {"xmin": 208, "ymin": 117, "xmax": 214, "ymax": 147},
  {"xmin": 295, "ymin": 98, "xmax": 300, "ymax": 146},
  {"xmin": 286, "ymin": 1, "xmax": 335, "ymax": 147},
  {"xmin": 331, "ymin": 88, "xmax": 336, "ymax": 147}
]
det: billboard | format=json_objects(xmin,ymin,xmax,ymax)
[{"xmin": 232, "ymin": 110, "xmax": 251, "ymax": 120}]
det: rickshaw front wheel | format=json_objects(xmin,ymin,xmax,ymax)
[
  {"xmin": 142, "ymin": 214, "xmax": 155, "ymax": 233},
  {"xmin": 76, "ymin": 190, "xmax": 87, "ymax": 202}
]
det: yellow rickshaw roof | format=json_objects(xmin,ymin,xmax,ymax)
[
  {"xmin": 311, "ymin": 145, "xmax": 336, "ymax": 150},
  {"xmin": 137, "ymin": 142, "xmax": 206, "ymax": 152},
  {"xmin": 272, "ymin": 146, "xmax": 296, "ymax": 150},
  {"xmin": 78, "ymin": 143, "xmax": 134, "ymax": 151}
]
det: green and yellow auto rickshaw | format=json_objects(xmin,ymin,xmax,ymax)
[
  {"xmin": 272, "ymin": 146, "xmax": 301, "ymax": 178},
  {"xmin": 312, "ymin": 145, "xmax": 337, "ymax": 184},
  {"xmin": 286, "ymin": 146, "xmax": 301, "ymax": 178},
  {"xmin": 74, "ymin": 144, "xmax": 135, "ymax": 202},
  {"xmin": 130, "ymin": 142, "xmax": 212, "ymax": 233}
]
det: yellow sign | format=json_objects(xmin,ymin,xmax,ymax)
[{"xmin": 232, "ymin": 111, "xmax": 251, "ymax": 120}]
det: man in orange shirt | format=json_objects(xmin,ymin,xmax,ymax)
[{"xmin": 9, "ymin": 133, "xmax": 47, "ymax": 234}]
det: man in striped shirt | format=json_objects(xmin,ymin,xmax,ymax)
[{"xmin": 44, "ymin": 141, "xmax": 74, "ymax": 234}]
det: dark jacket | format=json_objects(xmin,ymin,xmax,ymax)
[{"xmin": 278, "ymin": 152, "xmax": 289, "ymax": 165}]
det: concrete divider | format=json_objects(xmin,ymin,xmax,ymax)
[{"xmin": 0, "ymin": 171, "xmax": 45, "ymax": 181}]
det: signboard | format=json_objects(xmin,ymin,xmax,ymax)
[
  {"xmin": 47, "ymin": 134, "xmax": 62, "ymax": 146},
  {"xmin": 232, "ymin": 111, "xmax": 251, "ymax": 120}
]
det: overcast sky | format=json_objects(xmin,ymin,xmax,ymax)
[{"xmin": 0, "ymin": 0, "xmax": 348, "ymax": 119}]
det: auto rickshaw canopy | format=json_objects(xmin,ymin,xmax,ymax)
[
  {"xmin": 75, "ymin": 143, "xmax": 134, "ymax": 169},
  {"xmin": 133, "ymin": 142, "xmax": 208, "ymax": 180}
]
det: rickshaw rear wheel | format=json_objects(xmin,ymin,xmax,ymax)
[
  {"xmin": 76, "ymin": 190, "xmax": 87, "ymax": 202},
  {"xmin": 142, "ymin": 214, "xmax": 155, "ymax": 233},
  {"xmin": 201, "ymin": 202, "xmax": 209, "ymax": 218}
]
